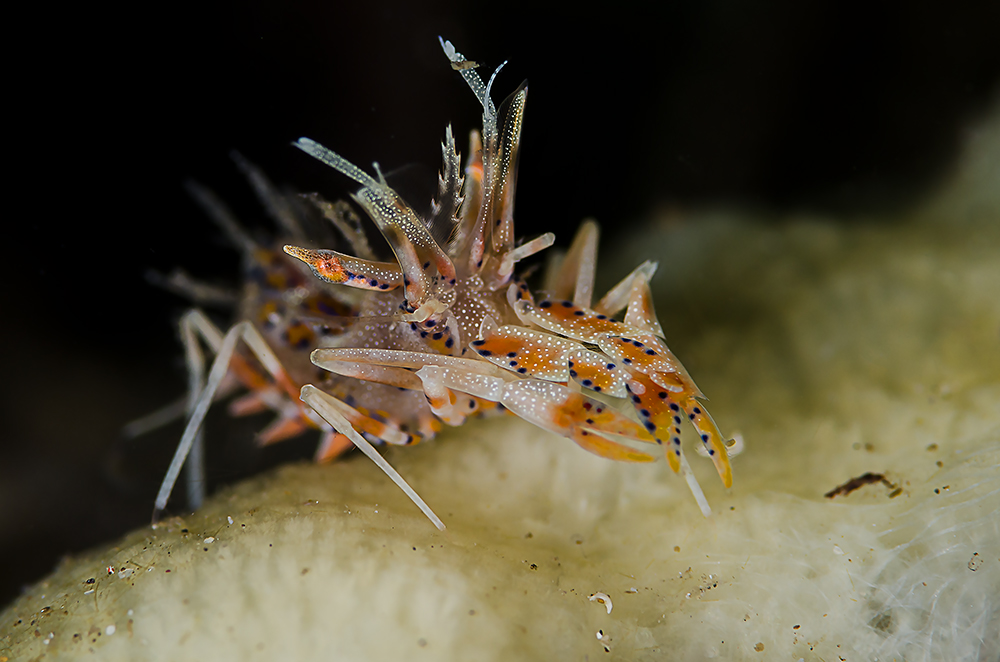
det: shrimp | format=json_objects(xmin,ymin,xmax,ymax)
[{"xmin": 149, "ymin": 38, "xmax": 736, "ymax": 530}]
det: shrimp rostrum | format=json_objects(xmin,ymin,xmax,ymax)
[{"xmin": 155, "ymin": 38, "xmax": 736, "ymax": 530}]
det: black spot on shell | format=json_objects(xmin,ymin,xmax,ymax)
[
  {"xmin": 472, "ymin": 339, "xmax": 485, "ymax": 346},
  {"xmin": 507, "ymin": 352, "xmax": 517, "ymax": 358},
  {"xmin": 540, "ymin": 301, "xmax": 552, "ymax": 308},
  {"xmin": 432, "ymin": 332, "xmax": 443, "ymax": 340}
]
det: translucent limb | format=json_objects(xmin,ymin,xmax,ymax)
[
  {"xmin": 154, "ymin": 312, "xmax": 301, "ymax": 518},
  {"xmin": 623, "ymin": 270, "xmax": 665, "ymax": 338},
  {"xmin": 499, "ymin": 380, "xmax": 656, "ymax": 462},
  {"xmin": 545, "ymin": 220, "xmax": 600, "ymax": 309},
  {"xmin": 679, "ymin": 451, "xmax": 712, "ymax": 518},
  {"xmin": 491, "ymin": 83, "xmax": 528, "ymax": 257},
  {"xmin": 145, "ymin": 268, "xmax": 239, "ymax": 308},
  {"xmin": 300, "ymin": 385, "xmax": 445, "ymax": 531},
  {"xmin": 636, "ymin": 371, "xmax": 732, "ymax": 489},
  {"xmin": 311, "ymin": 347, "xmax": 516, "ymax": 381},
  {"xmin": 313, "ymin": 430, "xmax": 355, "ymax": 464},
  {"xmin": 438, "ymin": 37, "xmax": 497, "ymax": 121},
  {"xmin": 513, "ymin": 297, "xmax": 643, "ymax": 344},
  {"xmin": 593, "ymin": 260, "xmax": 665, "ymax": 338},
  {"xmin": 495, "ymin": 232, "xmax": 555, "ymax": 285},
  {"xmin": 294, "ymin": 138, "xmax": 456, "ymax": 305},
  {"xmin": 314, "ymin": 360, "xmax": 424, "ymax": 391},
  {"xmin": 416, "ymin": 365, "xmax": 656, "ymax": 463},
  {"xmin": 451, "ymin": 130, "xmax": 483, "ymax": 256},
  {"xmin": 183, "ymin": 181, "xmax": 257, "ymax": 256},
  {"xmin": 303, "ymin": 195, "xmax": 376, "ymax": 260},
  {"xmin": 596, "ymin": 335, "xmax": 687, "ymax": 380},
  {"xmin": 231, "ymin": 151, "xmax": 306, "ymax": 241}
]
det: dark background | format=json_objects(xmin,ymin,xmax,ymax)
[{"xmin": 3, "ymin": 1, "xmax": 998, "ymax": 606}]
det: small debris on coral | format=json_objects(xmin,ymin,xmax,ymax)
[{"xmin": 824, "ymin": 472, "xmax": 895, "ymax": 499}]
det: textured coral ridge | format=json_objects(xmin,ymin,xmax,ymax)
[{"xmin": 4, "ymin": 75, "xmax": 999, "ymax": 662}]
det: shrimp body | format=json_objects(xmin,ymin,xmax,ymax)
[{"xmin": 155, "ymin": 38, "xmax": 734, "ymax": 528}]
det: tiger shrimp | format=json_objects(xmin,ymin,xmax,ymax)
[{"xmin": 152, "ymin": 37, "xmax": 737, "ymax": 530}]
